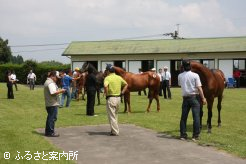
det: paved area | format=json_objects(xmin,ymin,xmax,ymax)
[{"xmin": 38, "ymin": 124, "xmax": 245, "ymax": 164}]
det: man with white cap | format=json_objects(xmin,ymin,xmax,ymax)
[
  {"xmin": 162, "ymin": 66, "xmax": 172, "ymax": 99},
  {"xmin": 44, "ymin": 71, "xmax": 66, "ymax": 137}
]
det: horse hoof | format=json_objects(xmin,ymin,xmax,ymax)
[
  {"xmin": 218, "ymin": 123, "xmax": 221, "ymax": 128},
  {"xmin": 207, "ymin": 129, "xmax": 212, "ymax": 133}
]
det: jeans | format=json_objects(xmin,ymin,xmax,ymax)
[
  {"xmin": 180, "ymin": 96, "xmax": 200, "ymax": 138},
  {"xmin": 45, "ymin": 106, "xmax": 58, "ymax": 135},
  {"xmin": 60, "ymin": 87, "xmax": 71, "ymax": 107},
  {"xmin": 29, "ymin": 79, "xmax": 35, "ymax": 90}
]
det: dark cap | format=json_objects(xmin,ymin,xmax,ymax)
[{"xmin": 106, "ymin": 64, "xmax": 115, "ymax": 72}]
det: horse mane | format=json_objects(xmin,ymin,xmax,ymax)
[{"xmin": 81, "ymin": 62, "xmax": 98, "ymax": 73}]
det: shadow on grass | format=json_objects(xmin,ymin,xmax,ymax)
[{"xmin": 32, "ymin": 130, "xmax": 45, "ymax": 136}]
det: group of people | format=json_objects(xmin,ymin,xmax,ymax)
[
  {"xmin": 5, "ymin": 60, "xmax": 208, "ymax": 141},
  {"xmin": 44, "ymin": 65, "xmax": 128, "ymax": 137},
  {"xmin": 44, "ymin": 60, "xmax": 208, "ymax": 141}
]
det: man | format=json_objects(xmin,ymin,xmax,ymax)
[
  {"xmin": 162, "ymin": 66, "xmax": 172, "ymax": 99},
  {"xmin": 10, "ymin": 70, "xmax": 18, "ymax": 91},
  {"xmin": 44, "ymin": 71, "xmax": 65, "ymax": 137},
  {"xmin": 60, "ymin": 70, "xmax": 80, "ymax": 108},
  {"xmin": 71, "ymin": 67, "xmax": 80, "ymax": 99},
  {"xmin": 178, "ymin": 60, "xmax": 207, "ymax": 141},
  {"xmin": 157, "ymin": 68, "xmax": 163, "ymax": 96},
  {"xmin": 104, "ymin": 64, "xmax": 128, "ymax": 136},
  {"xmin": 27, "ymin": 70, "xmax": 36, "ymax": 90},
  {"xmin": 233, "ymin": 69, "xmax": 241, "ymax": 88},
  {"xmin": 85, "ymin": 66, "xmax": 97, "ymax": 116}
]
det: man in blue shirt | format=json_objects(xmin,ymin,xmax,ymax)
[{"xmin": 60, "ymin": 70, "xmax": 80, "ymax": 108}]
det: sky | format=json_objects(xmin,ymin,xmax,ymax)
[{"xmin": 1, "ymin": 0, "xmax": 246, "ymax": 63}]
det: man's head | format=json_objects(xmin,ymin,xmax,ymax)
[
  {"xmin": 48, "ymin": 71, "xmax": 60, "ymax": 82},
  {"xmin": 158, "ymin": 68, "xmax": 162, "ymax": 73},
  {"xmin": 74, "ymin": 67, "xmax": 80, "ymax": 72},
  {"xmin": 163, "ymin": 66, "xmax": 168, "ymax": 71},
  {"xmin": 106, "ymin": 64, "xmax": 115, "ymax": 73},
  {"xmin": 182, "ymin": 59, "xmax": 191, "ymax": 71}
]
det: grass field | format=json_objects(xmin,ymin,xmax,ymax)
[{"xmin": 0, "ymin": 83, "xmax": 245, "ymax": 163}]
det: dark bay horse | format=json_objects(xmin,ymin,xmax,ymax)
[
  {"xmin": 190, "ymin": 61, "xmax": 225, "ymax": 133},
  {"xmin": 113, "ymin": 66, "xmax": 160, "ymax": 113},
  {"xmin": 81, "ymin": 62, "xmax": 105, "ymax": 105}
]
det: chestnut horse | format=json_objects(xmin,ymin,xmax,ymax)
[
  {"xmin": 113, "ymin": 66, "xmax": 160, "ymax": 113},
  {"xmin": 81, "ymin": 62, "xmax": 105, "ymax": 105},
  {"xmin": 190, "ymin": 61, "xmax": 225, "ymax": 133}
]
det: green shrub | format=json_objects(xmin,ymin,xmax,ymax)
[{"xmin": 0, "ymin": 63, "xmax": 70, "ymax": 84}]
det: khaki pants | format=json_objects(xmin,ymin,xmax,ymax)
[{"xmin": 106, "ymin": 97, "xmax": 121, "ymax": 135}]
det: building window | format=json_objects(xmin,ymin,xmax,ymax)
[
  {"xmin": 234, "ymin": 59, "xmax": 245, "ymax": 70},
  {"xmin": 203, "ymin": 60, "xmax": 215, "ymax": 69}
]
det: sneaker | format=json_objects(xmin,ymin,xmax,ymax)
[
  {"xmin": 45, "ymin": 133, "xmax": 60, "ymax": 137},
  {"xmin": 192, "ymin": 137, "xmax": 199, "ymax": 142},
  {"xmin": 109, "ymin": 132, "xmax": 119, "ymax": 136},
  {"xmin": 180, "ymin": 137, "xmax": 187, "ymax": 141}
]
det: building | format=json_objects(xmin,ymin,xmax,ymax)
[{"xmin": 62, "ymin": 36, "xmax": 246, "ymax": 86}]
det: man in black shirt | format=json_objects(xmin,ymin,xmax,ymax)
[{"xmin": 85, "ymin": 66, "xmax": 98, "ymax": 116}]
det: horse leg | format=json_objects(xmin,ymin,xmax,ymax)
[
  {"xmin": 154, "ymin": 90, "xmax": 160, "ymax": 112},
  {"xmin": 146, "ymin": 90, "xmax": 153, "ymax": 112},
  {"xmin": 97, "ymin": 89, "xmax": 100, "ymax": 105},
  {"xmin": 200, "ymin": 100, "xmax": 204, "ymax": 129},
  {"xmin": 124, "ymin": 92, "xmax": 131, "ymax": 113},
  {"xmin": 217, "ymin": 95, "xmax": 222, "ymax": 127},
  {"xmin": 207, "ymin": 98, "xmax": 214, "ymax": 133}
]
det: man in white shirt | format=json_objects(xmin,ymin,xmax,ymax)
[
  {"xmin": 162, "ymin": 66, "xmax": 172, "ymax": 99},
  {"xmin": 11, "ymin": 70, "xmax": 18, "ymax": 91},
  {"xmin": 44, "ymin": 71, "xmax": 65, "ymax": 137},
  {"xmin": 157, "ymin": 68, "xmax": 163, "ymax": 96},
  {"xmin": 178, "ymin": 59, "xmax": 207, "ymax": 141},
  {"xmin": 27, "ymin": 70, "xmax": 36, "ymax": 90}
]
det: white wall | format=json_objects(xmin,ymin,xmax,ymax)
[
  {"xmin": 72, "ymin": 61, "xmax": 85, "ymax": 70},
  {"xmin": 128, "ymin": 61, "xmax": 141, "ymax": 73},
  {"xmin": 101, "ymin": 61, "xmax": 114, "ymax": 71},
  {"xmin": 157, "ymin": 61, "xmax": 170, "ymax": 70},
  {"xmin": 219, "ymin": 60, "xmax": 233, "ymax": 79}
]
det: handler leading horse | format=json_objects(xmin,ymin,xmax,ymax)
[
  {"xmin": 190, "ymin": 61, "xmax": 225, "ymax": 133},
  {"xmin": 113, "ymin": 66, "xmax": 160, "ymax": 113}
]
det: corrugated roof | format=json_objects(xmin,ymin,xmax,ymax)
[{"xmin": 62, "ymin": 36, "xmax": 246, "ymax": 56}]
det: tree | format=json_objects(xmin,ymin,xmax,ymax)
[
  {"xmin": 11, "ymin": 54, "xmax": 24, "ymax": 64},
  {"xmin": 0, "ymin": 37, "xmax": 12, "ymax": 64}
]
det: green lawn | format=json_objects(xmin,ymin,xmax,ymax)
[{"xmin": 0, "ymin": 83, "xmax": 245, "ymax": 163}]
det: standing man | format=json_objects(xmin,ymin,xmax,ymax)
[
  {"xmin": 27, "ymin": 70, "xmax": 36, "ymax": 90},
  {"xmin": 233, "ymin": 69, "xmax": 241, "ymax": 88},
  {"xmin": 178, "ymin": 59, "xmax": 207, "ymax": 141},
  {"xmin": 162, "ymin": 66, "xmax": 172, "ymax": 99},
  {"xmin": 157, "ymin": 68, "xmax": 163, "ymax": 96},
  {"xmin": 104, "ymin": 64, "xmax": 128, "ymax": 136},
  {"xmin": 85, "ymin": 66, "xmax": 97, "ymax": 116},
  {"xmin": 11, "ymin": 70, "xmax": 18, "ymax": 91},
  {"xmin": 44, "ymin": 71, "xmax": 65, "ymax": 137}
]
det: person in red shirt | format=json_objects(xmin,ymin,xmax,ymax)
[{"xmin": 233, "ymin": 69, "xmax": 241, "ymax": 88}]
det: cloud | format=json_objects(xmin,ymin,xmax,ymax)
[{"xmin": 0, "ymin": 0, "xmax": 245, "ymax": 62}]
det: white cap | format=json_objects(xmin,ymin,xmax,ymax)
[
  {"xmin": 151, "ymin": 68, "xmax": 156, "ymax": 71},
  {"xmin": 56, "ymin": 71, "xmax": 61, "ymax": 78},
  {"xmin": 164, "ymin": 66, "xmax": 168, "ymax": 69}
]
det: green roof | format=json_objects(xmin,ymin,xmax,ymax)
[{"xmin": 62, "ymin": 36, "xmax": 246, "ymax": 56}]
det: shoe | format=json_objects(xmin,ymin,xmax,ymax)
[
  {"xmin": 109, "ymin": 132, "xmax": 119, "ymax": 136},
  {"xmin": 45, "ymin": 133, "xmax": 60, "ymax": 137},
  {"xmin": 93, "ymin": 115, "xmax": 98, "ymax": 117},
  {"xmin": 180, "ymin": 137, "xmax": 187, "ymax": 141},
  {"xmin": 192, "ymin": 137, "xmax": 200, "ymax": 142}
]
